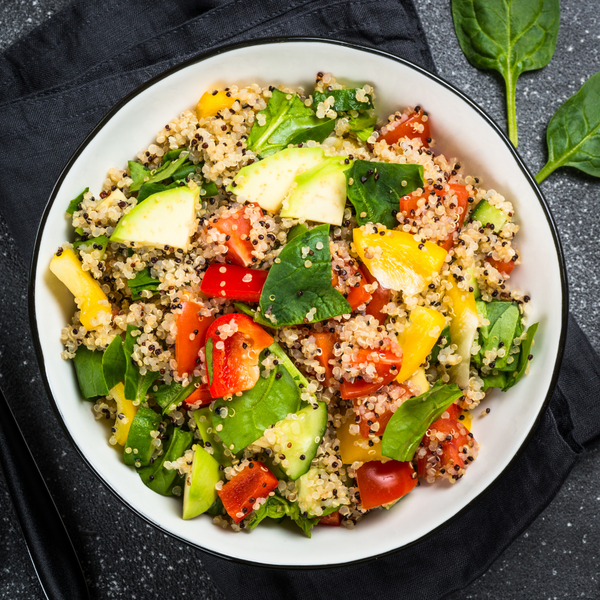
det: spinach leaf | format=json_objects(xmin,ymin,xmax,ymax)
[
  {"xmin": 267, "ymin": 341, "xmax": 310, "ymax": 391},
  {"xmin": 121, "ymin": 324, "xmax": 161, "ymax": 403},
  {"xmin": 153, "ymin": 377, "xmax": 201, "ymax": 414},
  {"xmin": 287, "ymin": 119, "xmax": 336, "ymax": 146},
  {"xmin": 136, "ymin": 181, "xmax": 181, "ymax": 203},
  {"xmin": 382, "ymin": 382, "xmax": 463, "ymax": 461},
  {"xmin": 537, "ymin": 71, "xmax": 600, "ymax": 182},
  {"xmin": 66, "ymin": 187, "xmax": 89, "ymax": 216},
  {"xmin": 73, "ymin": 345, "xmax": 109, "ymax": 399},
  {"xmin": 206, "ymin": 338, "xmax": 214, "ymax": 383},
  {"xmin": 503, "ymin": 323, "xmax": 539, "ymax": 390},
  {"xmin": 72, "ymin": 235, "xmax": 109, "ymax": 259},
  {"xmin": 102, "ymin": 335, "xmax": 126, "ymax": 390},
  {"xmin": 480, "ymin": 303, "xmax": 520, "ymax": 371},
  {"xmin": 286, "ymin": 223, "xmax": 309, "ymax": 242},
  {"xmin": 128, "ymin": 267, "xmax": 160, "ymax": 300},
  {"xmin": 162, "ymin": 148, "xmax": 185, "ymax": 162},
  {"xmin": 259, "ymin": 224, "xmax": 351, "ymax": 327},
  {"xmin": 202, "ymin": 179, "xmax": 219, "ymax": 197},
  {"xmin": 482, "ymin": 371, "xmax": 508, "ymax": 392},
  {"xmin": 429, "ymin": 325, "xmax": 451, "ymax": 364},
  {"xmin": 206, "ymin": 496, "xmax": 225, "ymax": 516},
  {"xmin": 348, "ymin": 113, "xmax": 377, "ymax": 142},
  {"xmin": 193, "ymin": 408, "xmax": 232, "ymax": 467},
  {"xmin": 212, "ymin": 362, "xmax": 301, "ymax": 454},
  {"xmin": 313, "ymin": 89, "xmax": 374, "ymax": 112},
  {"xmin": 246, "ymin": 495, "xmax": 319, "ymax": 537},
  {"xmin": 171, "ymin": 163, "xmax": 197, "ymax": 182},
  {"xmin": 247, "ymin": 89, "xmax": 332, "ymax": 157},
  {"xmin": 452, "ymin": 0, "xmax": 560, "ymax": 146},
  {"xmin": 345, "ymin": 160, "xmax": 424, "ymax": 228},
  {"xmin": 138, "ymin": 425, "xmax": 193, "ymax": 496},
  {"xmin": 128, "ymin": 153, "xmax": 190, "ymax": 192},
  {"xmin": 231, "ymin": 302, "xmax": 274, "ymax": 328}
]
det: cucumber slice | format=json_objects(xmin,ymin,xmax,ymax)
[
  {"xmin": 470, "ymin": 200, "xmax": 508, "ymax": 230},
  {"xmin": 124, "ymin": 405, "xmax": 162, "ymax": 467},
  {"xmin": 269, "ymin": 402, "xmax": 327, "ymax": 480},
  {"xmin": 182, "ymin": 445, "xmax": 222, "ymax": 520},
  {"xmin": 193, "ymin": 408, "xmax": 233, "ymax": 466}
]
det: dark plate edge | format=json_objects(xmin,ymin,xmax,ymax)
[{"xmin": 27, "ymin": 36, "xmax": 569, "ymax": 571}]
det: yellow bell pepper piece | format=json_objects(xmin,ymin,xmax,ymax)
[
  {"xmin": 396, "ymin": 306, "xmax": 446, "ymax": 383},
  {"xmin": 406, "ymin": 367, "xmax": 431, "ymax": 395},
  {"xmin": 353, "ymin": 228, "xmax": 447, "ymax": 296},
  {"xmin": 338, "ymin": 416, "xmax": 385, "ymax": 464},
  {"xmin": 110, "ymin": 383, "xmax": 138, "ymax": 446},
  {"xmin": 461, "ymin": 409, "xmax": 472, "ymax": 431},
  {"xmin": 446, "ymin": 280, "xmax": 479, "ymax": 388},
  {"xmin": 196, "ymin": 90, "xmax": 236, "ymax": 119},
  {"xmin": 49, "ymin": 247, "xmax": 110, "ymax": 331}
]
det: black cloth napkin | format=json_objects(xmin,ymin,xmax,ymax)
[{"xmin": 1, "ymin": 1, "xmax": 599, "ymax": 599}]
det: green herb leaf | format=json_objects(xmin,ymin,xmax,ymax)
[
  {"xmin": 72, "ymin": 345, "xmax": 109, "ymax": 398},
  {"xmin": 246, "ymin": 495, "xmax": 319, "ymax": 537},
  {"xmin": 128, "ymin": 267, "xmax": 160, "ymax": 300},
  {"xmin": 452, "ymin": 0, "xmax": 560, "ymax": 146},
  {"xmin": 212, "ymin": 361, "xmax": 301, "ymax": 454},
  {"xmin": 313, "ymin": 89, "xmax": 374, "ymax": 112},
  {"xmin": 102, "ymin": 334, "xmax": 126, "ymax": 390},
  {"xmin": 503, "ymin": 323, "xmax": 539, "ymax": 390},
  {"xmin": 259, "ymin": 224, "xmax": 351, "ymax": 327},
  {"xmin": 382, "ymin": 382, "xmax": 463, "ymax": 461},
  {"xmin": 153, "ymin": 377, "xmax": 201, "ymax": 414},
  {"xmin": 537, "ymin": 71, "xmax": 600, "ymax": 182},
  {"xmin": 66, "ymin": 187, "xmax": 89, "ymax": 216},
  {"xmin": 348, "ymin": 113, "xmax": 377, "ymax": 142},
  {"xmin": 345, "ymin": 160, "xmax": 424, "ymax": 228},
  {"xmin": 247, "ymin": 89, "xmax": 332, "ymax": 157}
]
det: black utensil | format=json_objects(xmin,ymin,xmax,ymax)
[{"xmin": 0, "ymin": 386, "xmax": 90, "ymax": 600}]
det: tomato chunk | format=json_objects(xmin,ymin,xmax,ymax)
[
  {"xmin": 313, "ymin": 332, "xmax": 336, "ymax": 385},
  {"xmin": 211, "ymin": 205, "xmax": 263, "ymax": 267},
  {"xmin": 200, "ymin": 263, "xmax": 268, "ymax": 303},
  {"xmin": 362, "ymin": 268, "xmax": 391, "ymax": 324},
  {"xmin": 488, "ymin": 257, "xmax": 515, "ymax": 277},
  {"xmin": 340, "ymin": 349, "xmax": 402, "ymax": 400},
  {"xmin": 175, "ymin": 301, "xmax": 214, "ymax": 378},
  {"xmin": 206, "ymin": 314, "xmax": 273, "ymax": 398},
  {"xmin": 380, "ymin": 108, "xmax": 430, "ymax": 147},
  {"xmin": 183, "ymin": 384, "xmax": 213, "ymax": 408},
  {"xmin": 319, "ymin": 510, "xmax": 342, "ymax": 526},
  {"xmin": 218, "ymin": 461, "xmax": 279, "ymax": 523},
  {"xmin": 346, "ymin": 266, "xmax": 373, "ymax": 311},
  {"xmin": 356, "ymin": 460, "xmax": 417, "ymax": 510},
  {"xmin": 444, "ymin": 403, "xmax": 462, "ymax": 422},
  {"xmin": 355, "ymin": 383, "xmax": 413, "ymax": 438}
]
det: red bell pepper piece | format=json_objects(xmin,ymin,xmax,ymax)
[
  {"xmin": 444, "ymin": 402, "xmax": 462, "ymax": 421},
  {"xmin": 488, "ymin": 257, "xmax": 515, "ymax": 277},
  {"xmin": 356, "ymin": 460, "xmax": 417, "ymax": 510},
  {"xmin": 175, "ymin": 301, "xmax": 214, "ymax": 378},
  {"xmin": 183, "ymin": 384, "xmax": 213, "ymax": 408},
  {"xmin": 340, "ymin": 349, "xmax": 402, "ymax": 400},
  {"xmin": 346, "ymin": 265, "xmax": 373, "ymax": 311},
  {"xmin": 206, "ymin": 314, "xmax": 273, "ymax": 398},
  {"xmin": 313, "ymin": 332, "xmax": 336, "ymax": 385},
  {"xmin": 218, "ymin": 461, "xmax": 279, "ymax": 523},
  {"xmin": 380, "ymin": 108, "xmax": 431, "ymax": 147},
  {"xmin": 319, "ymin": 510, "xmax": 342, "ymax": 526},
  {"xmin": 211, "ymin": 205, "xmax": 263, "ymax": 267},
  {"xmin": 362, "ymin": 268, "xmax": 391, "ymax": 324},
  {"xmin": 200, "ymin": 263, "xmax": 268, "ymax": 303}
]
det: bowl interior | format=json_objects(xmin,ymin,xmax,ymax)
[{"xmin": 31, "ymin": 40, "xmax": 565, "ymax": 567}]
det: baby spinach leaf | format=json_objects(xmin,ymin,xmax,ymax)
[
  {"xmin": 72, "ymin": 235, "xmax": 110, "ymax": 259},
  {"xmin": 153, "ymin": 377, "xmax": 201, "ymax": 414},
  {"xmin": 537, "ymin": 71, "xmax": 600, "ymax": 182},
  {"xmin": 212, "ymin": 362, "xmax": 301, "ymax": 454},
  {"xmin": 246, "ymin": 495, "xmax": 319, "ymax": 537},
  {"xmin": 287, "ymin": 118, "xmax": 336, "ymax": 146},
  {"xmin": 348, "ymin": 113, "xmax": 377, "ymax": 142},
  {"xmin": 123, "ymin": 326, "xmax": 142, "ymax": 400},
  {"xmin": 193, "ymin": 408, "xmax": 232, "ymax": 467},
  {"xmin": 202, "ymin": 179, "xmax": 219, "ymax": 197},
  {"xmin": 429, "ymin": 325, "xmax": 451, "ymax": 364},
  {"xmin": 482, "ymin": 371, "xmax": 508, "ymax": 392},
  {"xmin": 346, "ymin": 160, "xmax": 424, "ymax": 228},
  {"xmin": 102, "ymin": 334, "xmax": 126, "ymax": 390},
  {"xmin": 129, "ymin": 267, "xmax": 160, "ymax": 300},
  {"xmin": 206, "ymin": 496, "xmax": 225, "ymax": 516},
  {"xmin": 171, "ymin": 163, "xmax": 197, "ymax": 182},
  {"xmin": 452, "ymin": 0, "xmax": 560, "ymax": 146},
  {"xmin": 73, "ymin": 345, "xmax": 109, "ymax": 399},
  {"xmin": 259, "ymin": 224, "xmax": 351, "ymax": 327},
  {"xmin": 162, "ymin": 148, "xmax": 185, "ymax": 162},
  {"xmin": 231, "ymin": 302, "xmax": 274, "ymax": 328},
  {"xmin": 247, "ymin": 89, "xmax": 331, "ymax": 157},
  {"xmin": 382, "ymin": 382, "xmax": 463, "ymax": 461},
  {"xmin": 286, "ymin": 223, "xmax": 310, "ymax": 243},
  {"xmin": 267, "ymin": 341, "xmax": 310, "ymax": 390},
  {"xmin": 313, "ymin": 89, "xmax": 374, "ymax": 112},
  {"xmin": 503, "ymin": 323, "xmax": 539, "ymax": 390},
  {"xmin": 66, "ymin": 187, "xmax": 89, "ymax": 216},
  {"xmin": 128, "ymin": 153, "xmax": 189, "ymax": 192},
  {"xmin": 480, "ymin": 303, "xmax": 520, "ymax": 371},
  {"xmin": 136, "ymin": 181, "xmax": 180, "ymax": 203}
]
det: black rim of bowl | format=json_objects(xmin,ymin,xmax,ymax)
[{"xmin": 28, "ymin": 36, "xmax": 569, "ymax": 570}]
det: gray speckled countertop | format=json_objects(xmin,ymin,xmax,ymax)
[{"xmin": 1, "ymin": 1, "xmax": 599, "ymax": 599}]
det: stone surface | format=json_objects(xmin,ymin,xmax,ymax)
[{"xmin": 0, "ymin": 1, "xmax": 599, "ymax": 599}]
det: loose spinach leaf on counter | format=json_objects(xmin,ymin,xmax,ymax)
[
  {"xmin": 153, "ymin": 377, "xmax": 200, "ymax": 414},
  {"xmin": 503, "ymin": 322, "xmax": 539, "ymax": 391},
  {"xmin": 259, "ymin": 224, "xmax": 351, "ymax": 327},
  {"xmin": 348, "ymin": 113, "xmax": 377, "ymax": 142},
  {"xmin": 128, "ymin": 153, "xmax": 190, "ymax": 192},
  {"xmin": 66, "ymin": 187, "xmax": 89, "ymax": 216},
  {"xmin": 346, "ymin": 160, "xmax": 424, "ymax": 228},
  {"xmin": 247, "ymin": 89, "xmax": 333, "ymax": 156},
  {"xmin": 246, "ymin": 495, "xmax": 319, "ymax": 538},
  {"xmin": 536, "ymin": 71, "xmax": 600, "ymax": 182},
  {"xmin": 382, "ymin": 382, "xmax": 463, "ymax": 462},
  {"xmin": 313, "ymin": 88, "xmax": 374, "ymax": 112},
  {"xmin": 73, "ymin": 345, "xmax": 109, "ymax": 398},
  {"xmin": 452, "ymin": 0, "xmax": 560, "ymax": 146},
  {"xmin": 128, "ymin": 267, "xmax": 160, "ymax": 300},
  {"xmin": 212, "ymin": 361, "xmax": 301, "ymax": 454}
]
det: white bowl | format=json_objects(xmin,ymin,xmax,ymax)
[{"xmin": 29, "ymin": 38, "xmax": 567, "ymax": 567}]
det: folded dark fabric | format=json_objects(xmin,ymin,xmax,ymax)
[{"xmin": 1, "ymin": 1, "xmax": 599, "ymax": 599}]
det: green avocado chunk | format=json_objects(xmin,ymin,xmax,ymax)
[{"xmin": 182, "ymin": 445, "xmax": 222, "ymax": 520}]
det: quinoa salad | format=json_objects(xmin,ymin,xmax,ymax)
[{"xmin": 49, "ymin": 73, "xmax": 538, "ymax": 535}]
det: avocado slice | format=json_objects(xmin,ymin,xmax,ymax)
[
  {"xmin": 182, "ymin": 445, "xmax": 222, "ymax": 520},
  {"xmin": 268, "ymin": 402, "xmax": 328, "ymax": 480},
  {"xmin": 227, "ymin": 147, "xmax": 324, "ymax": 212},
  {"xmin": 110, "ymin": 186, "xmax": 198, "ymax": 251},
  {"xmin": 280, "ymin": 157, "xmax": 350, "ymax": 226}
]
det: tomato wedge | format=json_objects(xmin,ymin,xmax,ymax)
[
  {"xmin": 200, "ymin": 263, "xmax": 268, "ymax": 302},
  {"xmin": 340, "ymin": 349, "xmax": 402, "ymax": 400},
  {"xmin": 183, "ymin": 384, "xmax": 213, "ymax": 408},
  {"xmin": 319, "ymin": 510, "xmax": 342, "ymax": 526},
  {"xmin": 313, "ymin": 332, "xmax": 336, "ymax": 385},
  {"xmin": 380, "ymin": 108, "xmax": 430, "ymax": 147},
  {"xmin": 206, "ymin": 314, "xmax": 273, "ymax": 398},
  {"xmin": 346, "ymin": 265, "xmax": 373, "ymax": 311},
  {"xmin": 356, "ymin": 460, "xmax": 417, "ymax": 510},
  {"xmin": 362, "ymin": 268, "xmax": 391, "ymax": 324},
  {"xmin": 445, "ymin": 403, "xmax": 462, "ymax": 421},
  {"xmin": 211, "ymin": 205, "xmax": 263, "ymax": 267},
  {"xmin": 488, "ymin": 257, "xmax": 516, "ymax": 277},
  {"xmin": 175, "ymin": 301, "xmax": 214, "ymax": 378},
  {"xmin": 218, "ymin": 461, "xmax": 279, "ymax": 523}
]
